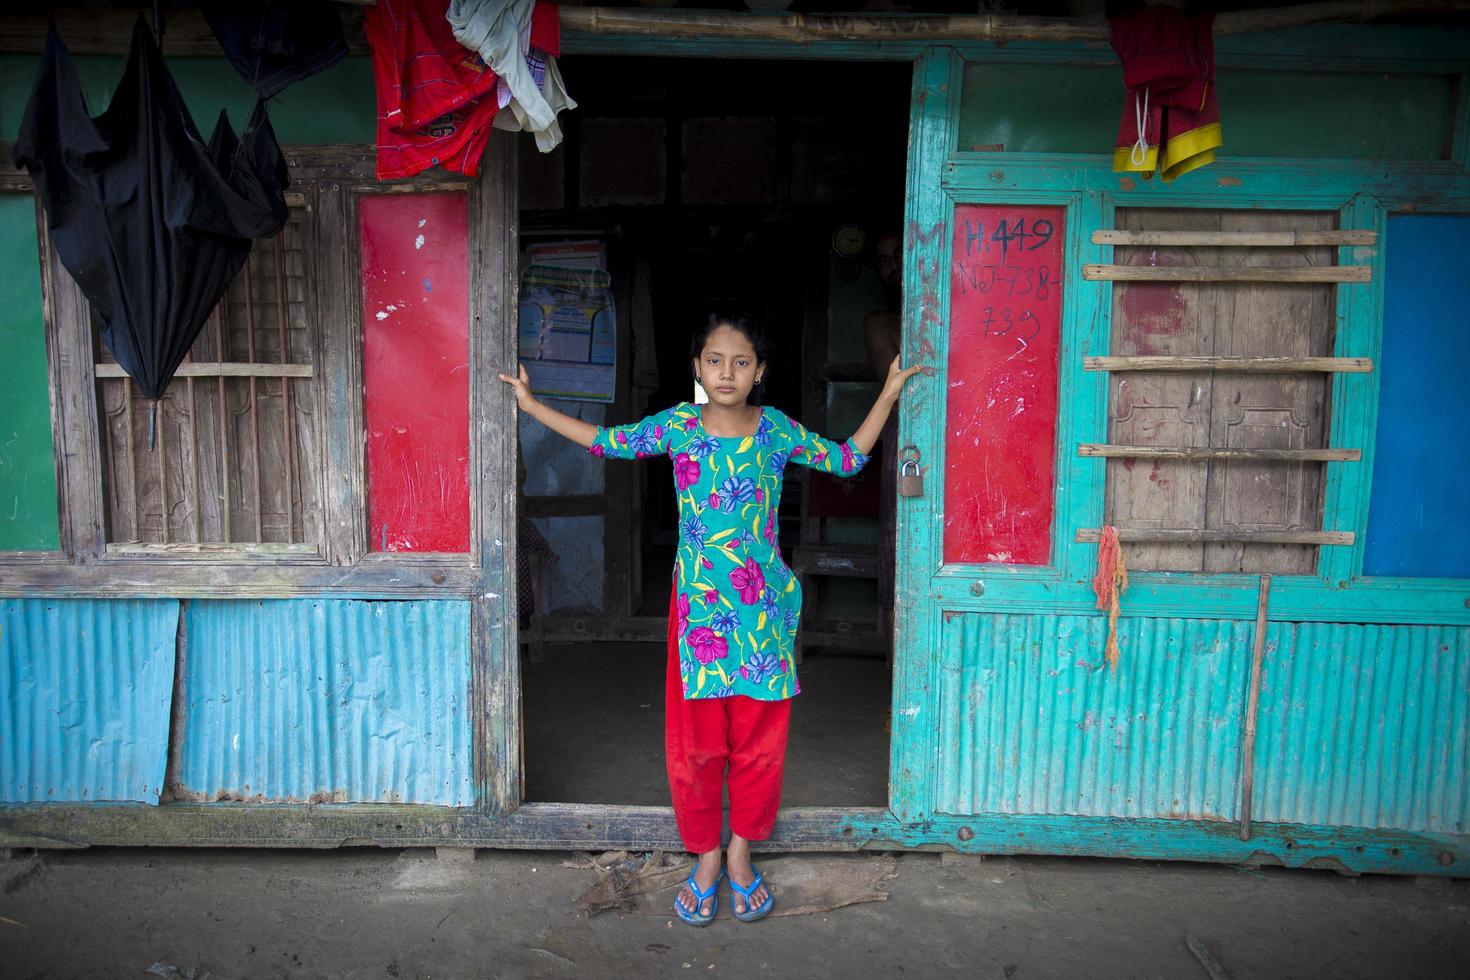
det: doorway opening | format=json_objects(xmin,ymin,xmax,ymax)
[{"xmin": 514, "ymin": 55, "xmax": 911, "ymax": 810}]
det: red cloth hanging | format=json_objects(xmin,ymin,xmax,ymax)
[
  {"xmin": 1110, "ymin": 7, "xmax": 1222, "ymax": 182},
  {"xmin": 364, "ymin": 0, "xmax": 499, "ymax": 180}
]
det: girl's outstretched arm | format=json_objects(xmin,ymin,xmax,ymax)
[
  {"xmin": 848, "ymin": 355, "xmax": 925, "ymax": 455},
  {"xmin": 498, "ymin": 365, "xmax": 597, "ymax": 448}
]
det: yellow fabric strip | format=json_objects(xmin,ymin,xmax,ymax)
[
  {"xmin": 1160, "ymin": 122, "xmax": 1223, "ymax": 182},
  {"xmin": 1112, "ymin": 143, "xmax": 1160, "ymax": 175}
]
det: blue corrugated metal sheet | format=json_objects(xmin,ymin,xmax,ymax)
[
  {"xmin": 179, "ymin": 599, "xmax": 474, "ymax": 805},
  {"xmin": 935, "ymin": 613, "xmax": 1250, "ymax": 820},
  {"xmin": 1253, "ymin": 622, "xmax": 1470, "ymax": 834},
  {"xmin": 0, "ymin": 599, "xmax": 178, "ymax": 802}
]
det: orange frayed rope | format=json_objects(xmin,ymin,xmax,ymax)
[{"xmin": 1091, "ymin": 525, "xmax": 1128, "ymax": 671}]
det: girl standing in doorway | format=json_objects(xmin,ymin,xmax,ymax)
[{"xmin": 501, "ymin": 312, "xmax": 922, "ymax": 925}]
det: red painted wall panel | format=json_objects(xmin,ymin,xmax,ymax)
[
  {"xmin": 943, "ymin": 204, "xmax": 1064, "ymax": 565},
  {"xmin": 360, "ymin": 192, "xmax": 471, "ymax": 553}
]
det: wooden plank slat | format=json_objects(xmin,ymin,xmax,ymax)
[
  {"xmin": 1092, "ymin": 230, "xmax": 1377, "ymax": 247},
  {"xmin": 1075, "ymin": 529, "xmax": 1355, "ymax": 545},
  {"xmin": 1085, "ymin": 356, "xmax": 1373, "ymax": 373},
  {"xmin": 1080, "ymin": 444, "xmax": 1361, "ymax": 462},
  {"xmin": 107, "ymin": 542, "xmax": 319, "ymax": 557},
  {"xmin": 1084, "ymin": 264, "xmax": 1371, "ymax": 283},
  {"xmin": 470, "ymin": 130, "xmax": 521, "ymax": 818},
  {"xmin": 94, "ymin": 363, "xmax": 314, "ymax": 379}
]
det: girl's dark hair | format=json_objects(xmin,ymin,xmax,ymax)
[{"xmin": 690, "ymin": 311, "xmax": 773, "ymax": 405}]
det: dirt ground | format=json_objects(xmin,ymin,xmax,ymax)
[{"xmin": 2, "ymin": 846, "xmax": 1467, "ymax": 979}]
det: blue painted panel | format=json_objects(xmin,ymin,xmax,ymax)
[
  {"xmin": 1253, "ymin": 622, "xmax": 1470, "ymax": 834},
  {"xmin": 179, "ymin": 599, "xmax": 474, "ymax": 805},
  {"xmin": 0, "ymin": 599, "xmax": 177, "ymax": 802},
  {"xmin": 1364, "ymin": 215, "xmax": 1470, "ymax": 579},
  {"xmin": 936, "ymin": 613, "xmax": 1250, "ymax": 820}
]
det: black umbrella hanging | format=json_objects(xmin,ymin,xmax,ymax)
[{"xmin": 12, "ymin": 18, "xmax": 290, "ymax": 433}]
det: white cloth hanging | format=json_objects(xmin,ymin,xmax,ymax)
[{"xmin": 448, "ymin": 0, "xmax": 575, "ymax": 151}]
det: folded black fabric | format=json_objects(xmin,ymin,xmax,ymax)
[
  {"xmin": 12, "ymin": 19, "xmax": 289, "ymax": 400},
  {"xmin": 204, "ymin": 0, "xmax": 349, "ymax": 99}
]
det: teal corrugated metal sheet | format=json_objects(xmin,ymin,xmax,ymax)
[
  {"xmin": 1253, "ymin": 622, "xmax": 1470, "ymax": 834},
  {"xmin": 179, "ymin": 599, "xmax": 474, "ymax": 805},
  {"xmin": 0, "ymin": 599, "xmax": 178, "ymax": 802},
  {"xmin": 936, "ymin": 613, "xmax": 1250, "ymax": 820}
]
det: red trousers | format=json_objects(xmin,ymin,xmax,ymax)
[{"xmin": 665, "ymin": 585, "xmax": 792, "ymax": 853}]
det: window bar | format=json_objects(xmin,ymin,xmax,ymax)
[
  {"xmin": 243, "ymin": 252, "xmax": 264, "ymax": 542},
  {"xmin": 123, "ymin": 376, "xmax": 140, "ymax": 542},
  {"xmin": 212, "ymin": 307, "xmax": 232, "ymax": 542},
  {"xmin": 188, "ymin": 376, "xmax": 202, "ymax": 543},
  {"xmin": 186, "ymin": 364, "xmax": 202, "ymax": 544},
  {"xmin": 273, "ymin": 231, "xmax": 297, "ymax": 543},
  {"xmin": 156, "ymin": 390, "xmax": 169, "ymax": 545}
]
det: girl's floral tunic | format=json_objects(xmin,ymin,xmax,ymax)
[{"xmin": 591, "ymin": 403, "xmax": 868, "ymax": 701}]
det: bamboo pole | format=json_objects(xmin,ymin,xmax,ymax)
[
  {"xmin": 1084, "ymin": 356, "xmax": 1373, "ymax": 373},
  {"xmin": 1239, "ymin": 574, "xmax": 1272, "ymax": 841},
  {"xmin": 558, "ymin": 1, "xmax": 1470, "ymax": 42},
  {"xmin": 4, "ymin": 2, "xmax": 1468, "ymax": 55}
]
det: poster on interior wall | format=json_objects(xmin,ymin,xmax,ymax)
[{"xmin": 517, "ymin": 262, "xmax": 617, "ymax": 402}]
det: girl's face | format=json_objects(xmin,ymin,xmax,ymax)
[{"xmin": 694, "ymin": 325, "xmax": 764, "ymax": 408}]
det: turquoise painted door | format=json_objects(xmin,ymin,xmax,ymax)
[{"xmin": 886, "ymin": 47, "xmax": 1470, "ymax": 876}]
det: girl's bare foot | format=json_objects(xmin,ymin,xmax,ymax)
[
  {"xmin": 725, "ymin": 834, "xmax": 769, "ymax": 915},
  {"xmin": 675, "ymin": 848, "xmax": 722, "ymax": 918}
]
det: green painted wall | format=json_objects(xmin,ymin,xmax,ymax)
[
  {"xmin": 0, "ymin": 193, "xmax": 59, "ymax": 551},
  {"xmin": 0, "ymin": 55, "xmax": 372, "ymax": 551},
  {"xmin": 958, "ymin": 64, "xmax": 1455, "ymax": 160},
  {"xmin": 0, "ymin": 55, "xmax": 374, "ymax": 144}
]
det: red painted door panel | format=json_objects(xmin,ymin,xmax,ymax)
[
  {"xmin": 943, "ymin": 204, "xmax": 1064, "ymax": 565},
  {"xmin": 360, "ymin": 192, "xmax": 471, "ymax": 553}
]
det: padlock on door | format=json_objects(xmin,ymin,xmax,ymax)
[{"xmin": 899, "ymin": 457, "xmax": 924, "ymax": 497}]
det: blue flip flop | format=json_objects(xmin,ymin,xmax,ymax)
[
  {"xmin": 729, "ymin": 866, "xmax": 774, "ymax": 922},
  {"xmin": 674, "ymin": 867, "xmax": 724, "ymax": 926}
]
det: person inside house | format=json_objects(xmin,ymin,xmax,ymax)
[{"xmin": 863, "ymin": 231, "xmax": 903, "ymax": 648}]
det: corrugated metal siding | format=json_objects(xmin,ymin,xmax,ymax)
[
  {"xmin": 0, "ymin": 599, "xmax": 178, "ymax": 802},
  {"xmin": 936, "ymin": 613, "xmax": 1250, "ymax": 820},
  {"xmin": 179, "ymin": 599, "xmax": 474, "ymax": 805},
  {"xmin": 1253, "ymin": 622, "xmax": 1470, "ymax": 834}
]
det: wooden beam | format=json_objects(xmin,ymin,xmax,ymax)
[
  {"xmin": 0, "ymin": 801, "xmax": 1464, "ymax": 877},
  {"xmin": 1092, "ymin": 230, "xmax": 1377, "ymax": 247},
  {"xmin": 0, "ymin": 145, "xmax": 31, "ymax": 192},
  {"xmin": 1084, "ymin": 356, "xmax": 1373, "ymax": 374},
  {"xmin": 1079, "ymin": 445, "xmax": 1361, "ymax": 462},
  {"xmin": 0, "ymin": 8, "xmax": 370, "ymax": 56},
  {"xmin": 1076, "ymin": 529, "xmax": 1355, "ymax": 546},
  {"xmin": 94, "ymin": 362, "xmax": 314, "ymax": 379},
  {"xmin": 6, "ymin": 2, "xmax": 1465, "ymax": 55},
  {"xmin": 1083, "ymin": 264, "xmax": 1371, "ymax": 283}
]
